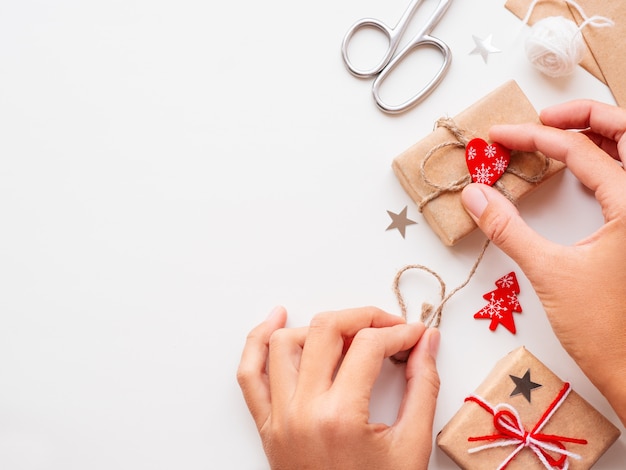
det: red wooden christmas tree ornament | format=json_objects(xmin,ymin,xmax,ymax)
[{"xmin": 474, "ymin": 272, "xmax": 522, "ymax": 334}]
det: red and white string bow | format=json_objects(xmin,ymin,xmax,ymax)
[{"xmin": 465, "ymin": 382, "xmax": 587, "ymax": 470}]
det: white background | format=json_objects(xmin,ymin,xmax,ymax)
[{"xmin": 0, "ymin": 0, "xmax": 623, "ymax": 468}]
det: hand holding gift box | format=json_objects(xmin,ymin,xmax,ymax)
[{"xmin": 392, "ymin": 80, "xmax": 565, "ymax": 246}]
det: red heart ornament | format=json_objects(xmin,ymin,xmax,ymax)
[{"xmin": 465, "ymin": 138, "xmax": 511, "ymax": 186}]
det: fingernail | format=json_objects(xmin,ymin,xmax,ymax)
[
  {"xmin": 390, "ymin": 349, "xmax": 411, "ymax": 364},
  {"xmin": 266, "ymin": 306, "xmax": 283, "ymax": 321},
  {"xmin": 428, "ymin": 328, "xmax": 440, "ymax": 360},
  {"xmin": 462, "ymin": 185, "xmax": 488, "ymax": 218}
]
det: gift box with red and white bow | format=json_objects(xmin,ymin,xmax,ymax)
[{"xmin": 437, "ymin": 346, "xmax": 621, "ymax": 469}]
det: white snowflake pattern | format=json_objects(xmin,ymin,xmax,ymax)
[
  {"xmin": 479, "ymin": 293, "xmax": 508, "ymax": 319},
  {"xmin": 467, "ymin": 146, "xmax": 477, "ymax": 160},
  {"xmin": 493, "ymin": 156, "xmax": 508, "ymax": 174},
  {"xmin": 507, "ymin": 293, "xmax": 521, "ymax": 310},
  {"xmin": 497, "ymin": 274, "xmax": 515, "ymax": 289},
  {"xmin": 485, "ymin": 144, "xmax": 497, "ymax": 158},
  {"xmin": 472, "ymin": 163, "xmax": 494, "ymax": 184}
]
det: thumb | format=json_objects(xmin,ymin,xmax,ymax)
[
  {"xmin": 461, "ymin": 183, "xmax": 557, "ymax": 273},
  {"xmin": 393, "ymin": 328, "xmax": 440, "ymax": 456}
]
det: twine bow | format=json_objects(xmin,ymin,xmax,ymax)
[
  {"xmin": 465, "ymin": 383, "xmax": 587, "ymax": 470},
  {"xmin": 418, "ymin": 118, "xmax": 550, "ymax": 211}
]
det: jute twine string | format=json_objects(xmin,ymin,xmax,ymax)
[
  {"xmin": 389, "ymin": 239, "xmax": 490, "ymax": 364},
  {"xmin": 391, "ymin": 118, "xmax": 551, "ymax": 361},
  {"xmin": 392, "ymin": 238, "xmax": 490, "ymax": 330},
  {"xmin": 417, "ymin": 118, "xmax": 551, "ymax": 211}
]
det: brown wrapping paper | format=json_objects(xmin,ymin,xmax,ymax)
[
  {"xmin": 392, "ymin": 80, "xmax": 565, "ymax": 246},
  {"xmin": 505, "ymin": 0, "xmax": 626, "ymax": 106},
  {"xmin": 437, "ymin": 347, "xmax": 621, "ymax": 469}
]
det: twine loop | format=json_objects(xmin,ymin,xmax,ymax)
[
  {"xmin": 418, "ymin": 118, "xmax": 550, "ymax": 212},
  {"xmin": 392, "ymin": 239, "xmax": 490, "ymax": 330}
]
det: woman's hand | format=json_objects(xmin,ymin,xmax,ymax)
[
  {"xmin": 237, "ymin": 306, "xmax": 440, "ymax": 469},
  {"xmin": 461, "ymin": 99, "xmax": 626, "ymax": 425}
]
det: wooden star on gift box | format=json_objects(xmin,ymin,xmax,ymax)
[{"xmin": 510, "ymin": 369, "xmax": 542, "ymax": 403}]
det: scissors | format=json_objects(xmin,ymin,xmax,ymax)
[{"xmin": 341, "ymin": 0, "xmax": 453, "ymax": 114}]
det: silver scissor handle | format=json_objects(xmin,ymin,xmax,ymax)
[
  {"xmin": 372, "ymin": 36, "xmax": 452, "ymax": 114},
  {"xmin": 341, "ymin": 18, "xmax": 397, "ymax": 78},
  {"xmin": 341, "ymin": 0, "xmax": 425, "ymax": 78}
]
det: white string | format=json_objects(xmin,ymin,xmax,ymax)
[
  {"xmin": 534, "ymin": 382, "xmax": 571, "ymax": 434},
  {"xmin": 521, "ymin": 0, "xmax": 614, "ymax": 77},
  {"xmin": 466, "ymin": 389, "xmax": 583, "ymax": 470}
]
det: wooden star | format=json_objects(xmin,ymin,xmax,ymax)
[
  {"xmin": 509, "ymin": 369, "xmax": 542, "ymax": 403},
  {"xmin": 470, "ymin": 34, "xmax": 501, "ymax": 63},
  {"xmin": 386, "ymin": 206, "xmax": 417, "ymax": 238}
]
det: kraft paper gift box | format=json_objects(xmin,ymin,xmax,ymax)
[
  {"xmin": 392, "ymin": 80, "xmax": 564, "ymax": 246},
  {"xmin": 437, "ymin": 346, "xmax": 621, "ymax": 469},
  {"xmin": 506, "ymin": 0, "xmax": 626, "ymax": 106}
]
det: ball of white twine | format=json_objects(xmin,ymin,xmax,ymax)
[
  {"xmin": 525, "ymin": 16, "xmax": 583, "ymax": 78},
  {"xmin": 521, "ymin": 0, "xmax": 614, "ymax": 78}
]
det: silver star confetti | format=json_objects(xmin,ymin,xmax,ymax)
[{"xmin": 470, "ymin": 34, "xmax": 501, "ymax": 63}]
